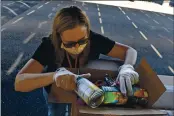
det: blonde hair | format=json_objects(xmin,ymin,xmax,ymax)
[{"xmin": 51, "ymin": 6, "xmax": 91, "ymax": 66}]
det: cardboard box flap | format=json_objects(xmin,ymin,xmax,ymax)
[
  {"xmin": 135, "ymin": 58, "xmax": 166, "ymax": 107},
  {"xmin": 79, "ymin": 106, "xmax": 167, "ymax": 115},
  {"xmin": 78, "ymin": 68, "xmax": 118, "ymax": 82},
  {"xmin": 84, "ymin": 59, "xmax": 123, "ymax": 71}
]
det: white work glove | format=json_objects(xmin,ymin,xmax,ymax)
[
  {"xmin": 116, "ymin": 64, "xmax": 139, "ymax": 96},
  {"xmin": 53, "ymin": 67, "xmax": 91, "ymax": 91}
]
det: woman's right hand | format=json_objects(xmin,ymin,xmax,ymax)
[
  {"xmin": 53, "ymin": 67, "xmax": 91, "ymax": 91},
  {"xmin": 53, "ymin": 67, "xmax": 76, "ymax": 91}
]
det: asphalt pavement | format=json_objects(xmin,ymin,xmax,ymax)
[{"xmin": 1, "ymin": 1, "xmax": 174, "ymax": 116}]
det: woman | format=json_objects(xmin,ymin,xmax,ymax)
[{"xmin": 14, "ymin": 6, "xmax": 138, "ymax": 116}]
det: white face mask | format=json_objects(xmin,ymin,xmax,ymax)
[{"xmin": 61, "ymin": 43, "xmax": 87, "ymax": 55}]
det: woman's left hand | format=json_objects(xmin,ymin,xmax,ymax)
[{"xmin": 116, "ymin": 64, "xmax": 139, "ymax": 96}]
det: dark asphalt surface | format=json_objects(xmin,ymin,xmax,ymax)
[{"xmin": 1, "ymin": 1, "xmax": 174, "ymax": 116}]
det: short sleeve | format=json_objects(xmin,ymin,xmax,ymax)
[
  {"xmin": 32, "ymin": 37, "xmax": 54, "ymax": 66},
  {"xmin": 90, "ymin": 31, "xmax": 115, "ymax": 55}
]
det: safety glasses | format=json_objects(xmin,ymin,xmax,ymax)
[{"xmin": 62, "ymin": 38, "xmax": 89, "ymax": 48}]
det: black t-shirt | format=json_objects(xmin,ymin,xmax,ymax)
[{"xmin": 32, "ymin": 30, "xmax": 115, "ymax": 93}]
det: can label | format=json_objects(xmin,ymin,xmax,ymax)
[{"xmin": 75, "ymin": 77, "xmax": 103, "ymax": 107}]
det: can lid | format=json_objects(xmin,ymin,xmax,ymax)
[{"xmin": 89, "ymin": 90, "xmax": 104, "ymax": 108}]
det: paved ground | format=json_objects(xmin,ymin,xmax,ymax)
[
  {"xmin": 83, "ymin": 1, "xmax": 174, "ymax": 15},
  {"xmin": 1, "ymin": 1, "xmax": 174, "ymax": 116}
]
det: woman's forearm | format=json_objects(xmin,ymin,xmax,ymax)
[
  {"xmin": 124, "ymin": 47, "xmax": 137, "ymax": 66},
  {"xmin": 15, "ymin": 72, "xmax": 55, "ymax": 92}
]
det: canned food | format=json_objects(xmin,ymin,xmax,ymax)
[{"xmin": 75, "ymin": 77, "xmax": 104, "ymax": 108}]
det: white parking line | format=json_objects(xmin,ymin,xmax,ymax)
[
  {"xmin": 57, "ymin": 4, "xmax": 60, "ymax": 6},
  {"xmin": 97, "ymin": 7, "xmax": 100, "ymax": 11},
  {"xmin": 13, "ymin": 8, "xmax": 18, "ymax": 11},
  {"xmin": 45, "ymin": 2, "xmax": 49, "ymax": 4},
  {"xmin": 158, "ymin": 34, "xmax": 165, "ymax": 39},
  {"xmin": 153, "ymin": 19, "xmax": 159, "ymax": 24},
  {"xmin": 142, "ymin": 19, "xmax": 148, "ymax": 23},
  {"xmin": 66, "ymin": 105, "xmax": 69, "ymax": 111},
  {"xmin": 27, "ymin": 10, "xmax": 35, "ymax": 15},
  {"xmin": 168, "ymin": 27, "xmax": 174, "ymax": 31},
  {"xmin": 132, "ymin": 13, "xmax": 136, "ymax": 16},
  {"xmin": 154, "ymin": 12, "xmax": 159, "ymax": 16},
  {"xmin": 74, "ymin": 1, "xmax": 76, "ymax": 4},
  {"xmin": 23, "ymin": 33, "xmax": 36, "ymax": 44},
  {"xmin": 37, "ymin": 5, "xmax": 43, "ymax": 9},
  {"xmin": 1, "ymin": 28, "xmax": 6, "ymax": 32},
  {"xmin": 98, "ymin": 12, "xmax": 101, "ymax": 17},
  {"xmin": 150, "ymin": 26, "xmax": 155, "ymax": 30},
  {"xmin": 7, "ymin": 52, "xmax": 24, "ymax": 75},
  {"xmin": 139, "ymin": 31, "xmax": 148, "ymax": 40},
  {"xmin": 12, "ymin": 17, "xmax": 23, "ymax": 24},
  {"xmin": 132, "ymin": 22, "xmax": 138, "ymax": 28},
  {"xmin": 7, "ymin": 2, "xmax": 14, "ymax": 5},
  {"xmin": 65, "ymin": 112, "xmax": 69, "ymax": 116},
  {"xmin": 150, "ymin": 44, "xmax": 163, "ymax": 58},
  {"xmin": 52, "ymin": 7, "xmax": 57, "ymax": 11},
  {"xmin": 38, "ymin": 21, "xmax": 47, "ymax": 28},
  {"xmin": 118, "ymin": 7, "xmax": 122, "ymax": 11},
  {"xmin": 2, "ymin": 6, "xmax": 18, "ymax": 16},
  {"xmin": 167, "ymin": 39, "xmax": 173, "ymax": 44},
  {"xmin": 140, "ymin": 10, "xmax": 144, "ymax": 13},
  {"xmin": 163, "ymin": 27, "xmax": 170, "ymax": 33},
  {"xmin": 17, "ymin": 1, "xmax": 30, "ymax": 8},
  {"xmin": 145, "ymin": 14, "xmax": 150, "ymax": 18},
  {"xmin": 168, "ymin": 66, "xmax": 174, "ymax": 74},
  {"xmin": 168, "ymin": 17, "xmax": 174, "ymax": 21},
  {"xmin": 99, "ymin": 18, "xmax": 102, "ymax": 24},
  {"xmin": 61, "ymin": 1, "xmax": 63, "ymax": 3},
  {"xmin": 160, "ymin": 13, "xmax": 165, "ymax": 16},
  {"xmin": 82, "ymin": 2, "xmax": 86, "ymax": 6},
  {"xmin": 126, "ymin": 16, "xmax": 131, "ymax": 20},
  {"xmin": 48, "ymin": 13, "xmax": 52, "ymax": 19},
  {"xmin": 158, "ymin": 34, "xmax": 173, "ymax": 43},
  {"xmin": 122, "ymin": 11, "xmax": 126, "ymax": 15},
  {"xmin": 101, "ymin": 26, "xmax": 104, "ymax": 35},
  {"xmin": 65, "ymin": 105, "xmax": 69, "ymax": 115}
]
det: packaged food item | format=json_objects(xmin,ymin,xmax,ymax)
[
  {"xmin": 127, "ymin": 85, "xmax": 148, "ymax": 106},
  {"xmin": 101, "ymin": 86, "xmax": 128, "ymax": 105},
  {"xmin": 127, "ymin": 96, "xmax": 148, "ymax": 106},
  {"xmin": 132, "ymin": 86, "xmax": 148, "ymax": 98}
]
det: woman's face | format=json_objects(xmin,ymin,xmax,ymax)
[{"xmin": 61, "ymin": 25, "xmax": 88, "ymax": 48}]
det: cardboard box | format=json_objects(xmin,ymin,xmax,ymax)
[
  {"xmin": 153, "ymin": 75, "xmax": 174, "ymax": 109},
  {"xmin": 48, "ymin": 58, "xmax": 168, "ymax": 116}
]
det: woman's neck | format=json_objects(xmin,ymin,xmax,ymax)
[{"xmin": 69, "ymin": 53, "xmax": 78, "ymax": 59}]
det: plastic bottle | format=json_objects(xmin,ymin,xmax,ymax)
[{"xmin": 104, "ymin": 74, "xmax": 115, "ymax": 86}]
